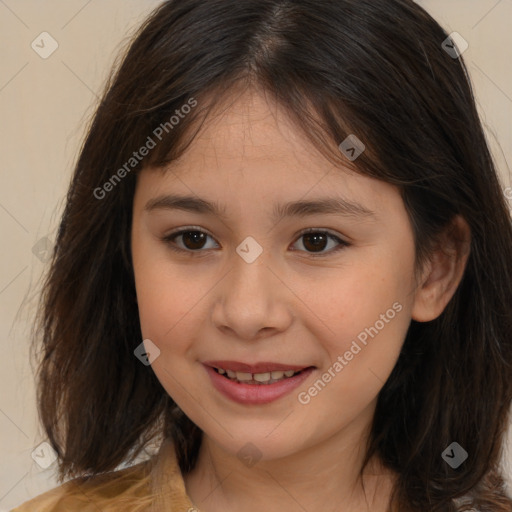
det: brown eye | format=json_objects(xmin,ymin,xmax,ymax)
[
  {"xmin": 292, "ymin": 230, "xmax": 349, "ymax": 257},
  {"xmin": 302, "ymin": 232, "xmax": 329, "ymax": 252},
  {"xmin": 179, "ymin": 231, "xmax": 208, "ymax": 250},
  {"xmin": 162, "ymin": 229, "xmax": 218, "ymax": 253}
]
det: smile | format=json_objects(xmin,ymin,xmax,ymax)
[
  {"xmin": 202, "ymin": 361, "xmax": 315, "ymax": 405},
  {"xmin": 212, "ymin": 367, "xmax": 302, "ymax": 384}
]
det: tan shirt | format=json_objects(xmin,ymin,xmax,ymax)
[
  {"xmin": 11, "ymin": 440, "xmax": 484, "ymax": 511},
  {"xmin": 11, "ymin": 438, "xmax": 199, "ymax": 511}
]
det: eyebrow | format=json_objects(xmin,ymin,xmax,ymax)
[{"xmin": 144, "ymin": 194, "xmax": 377, "ymax": 221}]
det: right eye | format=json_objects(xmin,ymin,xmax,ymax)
[{"xmin": 161, "ymin": 228, "xmax": 219, "ymax": 254}]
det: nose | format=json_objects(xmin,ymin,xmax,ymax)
[{"xmin": 211, "ymin": 249, "xmax": 293, "ymax": 341}]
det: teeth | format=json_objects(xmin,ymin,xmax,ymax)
[
  {"xmin": 215, "ymin": 367, "xmax": 302, "ymax": 383},
  {"xmin": 254, "ymin": 372, "xmax": 271, "ymax": 382}
]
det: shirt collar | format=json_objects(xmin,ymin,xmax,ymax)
[{"xmin": 149, "ymin": 437, "xmax": 199, "ymax": 511}]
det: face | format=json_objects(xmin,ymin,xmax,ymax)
[{"xmin": 131, "ymin": 88, "xmax": 419, "ymax": 462}]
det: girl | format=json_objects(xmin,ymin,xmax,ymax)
[{"xmin": 13, "ymin": 0, "xmax": 512, "ymax": 510}]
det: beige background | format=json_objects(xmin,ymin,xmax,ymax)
[{"xmin": 1, "ymin": 0, "xmax": 511, "ymax": 509}]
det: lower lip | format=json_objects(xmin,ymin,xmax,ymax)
[{"xmin": 204, "ymin": 365, "xmax": 315, "ymax": 405}]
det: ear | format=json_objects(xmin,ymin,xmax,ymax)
[{"xmin": 411, "ymin": 215, "xmax": 471, "ymax": 322}]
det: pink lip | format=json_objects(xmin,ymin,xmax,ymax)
[
  {"xmin": 203, "ymin": 364, "xmax": 315, "ymax": 405},
  {"xmin": 203, "ymin": 360, "xmax": 309, "ymax": 373}
]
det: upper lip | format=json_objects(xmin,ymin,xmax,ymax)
[{"xmin": 203, "ymin": 360, "xmax": 313, "ymax": 373}]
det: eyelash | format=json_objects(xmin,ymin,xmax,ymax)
[{"xmin": 160, "ymin": 226, "xmax": 350, "ymax": 258}]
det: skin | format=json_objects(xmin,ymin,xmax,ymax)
[{"xmin": 131, "ymin": 87, "xmax": 471, "ymax": 512}]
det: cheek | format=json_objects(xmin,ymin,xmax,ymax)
[
  {"xmin": 307, "ymin": 254, "xmax": 413, "ymax": 393},
  {"xmin": 295, "ymin": 295, "xmax": 408, "ymax": 429},
  {"xmin": 131, "ymin": 238, "xmax": 203, "ymax": 351},
  {"xmin": 311, "ymin": 262, "xmax": 410, "ymax": 343},
  {"xmin": 135, "ymin": 271, "xmax": 197, "ymax": 348},
  {"xmin": 133, "ymin": 261, "xmax": 207, "ymax": 406}
]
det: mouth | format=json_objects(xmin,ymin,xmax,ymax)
[
  {"xmin": 203, "ymin": 361, "xmax": 316, "ymax": 405},
  {"xmin": 203, "ymin": 360, "xmax": 313, "ymax": 384},
  {"xmin": 202, "ymin": 360, "xmax": 316, "ymax": 404},
  {"xmin": 211, "ymin": 366, "xmax": 307, "ymax": 384}
]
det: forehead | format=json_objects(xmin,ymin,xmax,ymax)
[
  {"xmin": 161, "ymin": 89, "xmax": 331, "ymax": 181},
  {"xmin": 137, "ymin": 88, "xmax": 400, "ymax": 219}
]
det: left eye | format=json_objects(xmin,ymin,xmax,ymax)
[
  {"xmin": 162, "ymin": 228, "xmax": 349, "ymax": 256},
  {"xmin": 291, "ymin": 229, "xmax": 349, "ymax": 256}
]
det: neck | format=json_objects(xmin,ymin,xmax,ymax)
[{"xmin": 183, "ymin": 404, "xmax": 395, "ymax": 512}]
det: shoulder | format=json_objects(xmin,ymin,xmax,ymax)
[{"xmin": 11, "ymin": 459, "xmax": 154, "ymax": 512}]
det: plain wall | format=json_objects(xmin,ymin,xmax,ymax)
[{"xmin": 1, "ymin": 1, "xmax": 511, "ymax": 509}]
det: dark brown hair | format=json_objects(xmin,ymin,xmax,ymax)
[{"xmin": 34, "ymin": 0, "xmax": 512, "ymax": 510}]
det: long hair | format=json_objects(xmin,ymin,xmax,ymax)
[{"xmin": 33, "ymin": 1, "xmax": 512, "ymax": 510}]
